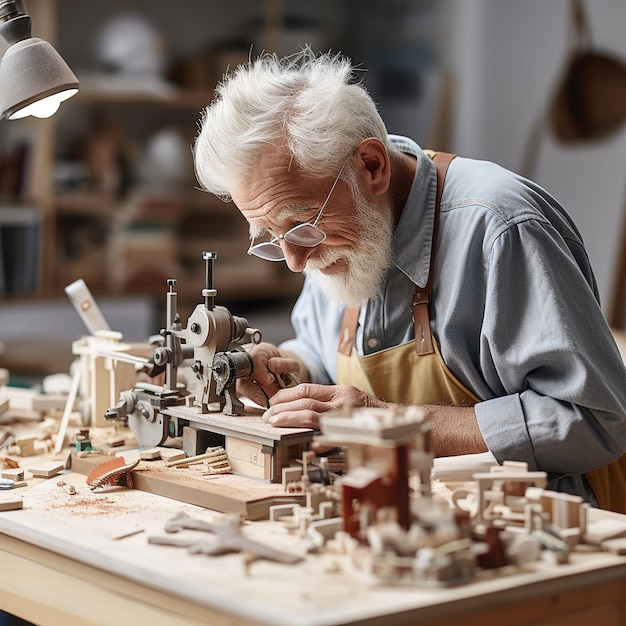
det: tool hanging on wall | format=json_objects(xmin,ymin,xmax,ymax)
[
  {"xmin": 549, "ymin": 0, "xmax": 626, "ymax": 143},
  {"xmin": 521, "ymin": 0, "xmax": 626, "ymax": 177},
  {"xmin": 519, "ymin": 0, "xmax": 626, "ymax": 329}
]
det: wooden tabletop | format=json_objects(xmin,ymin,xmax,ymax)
[{"xmin": 2, "ymin": 468, "xmax": 626, "ymax": 626}]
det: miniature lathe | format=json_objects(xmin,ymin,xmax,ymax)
[{"xmin": 104, "ymin": 252, "xmax": 314, "ymax": 481}]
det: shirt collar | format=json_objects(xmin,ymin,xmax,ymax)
[{"xmin": 389, "ymin": 135, "xmax": 438, "ymax": 289}]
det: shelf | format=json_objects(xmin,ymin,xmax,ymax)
[{"xmin": 69, "ymin": 83, "xmax": 216, "ymax": 109}]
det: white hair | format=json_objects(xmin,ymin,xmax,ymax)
[{"xmin": 194, "ymin": 47, "xmax": 390, "ymax": 201}]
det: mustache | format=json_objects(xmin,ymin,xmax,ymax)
[{"xmin": 304, "ymin": 247, "xmax": 347, "ymax": 272}]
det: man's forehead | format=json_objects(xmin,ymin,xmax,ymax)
[
  {"xmin": 234, "ymin": 150, "xmax": 292, "ymax": 200},
  {"xmin": 232, "ymin": 156, "xmax": 318, "ymax": 223}
]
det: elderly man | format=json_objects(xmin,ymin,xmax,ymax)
[{"xmin": 194, "ymin": 49, "xmax": 626, "ymax": 511}]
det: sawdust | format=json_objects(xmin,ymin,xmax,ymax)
[
  {"xmin": 50, "ymin": 494, "xmax": 117, "ymax": 516},
  {"xmin": 22, "ymin": 471, "xmax": 215, "ymax": 528},
  {"xmin": 31, "ymin": 483, "xmax": 134, "ymax": 518}
]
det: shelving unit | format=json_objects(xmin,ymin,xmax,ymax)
[{"xmin": 2, "ymin": 0, "xmax": 313, "ymax": 312}]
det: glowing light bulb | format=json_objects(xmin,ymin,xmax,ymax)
[{"xmin": 8, "ymin": 88, "xmax": 78, "ymax": 120}]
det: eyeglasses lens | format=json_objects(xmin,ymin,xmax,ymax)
[
  {"xmin": 283, "ymin": 223, "xmax": 327, "ymax": 247},
  {"xmin": 248, "ymin": 243, "xmax": 286, "ymax": 261}
]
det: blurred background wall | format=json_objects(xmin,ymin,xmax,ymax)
[{"xmin": 447, "ymin": 0, "xmax": 626, "ymax": 322}]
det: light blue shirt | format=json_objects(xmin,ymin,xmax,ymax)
[{"xmin": 280, "ymin": 135, "xmax": 626, "ymax": 502}]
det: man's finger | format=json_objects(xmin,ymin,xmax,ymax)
[
  {"xmin": 268, "ymin": 383, "xmax": 327, "ymax": 405},
  {"xmin": 267, "ymin": 357, "xmax": 300, "ymax": 387}
]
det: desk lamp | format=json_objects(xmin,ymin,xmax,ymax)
[{"xmin": 0, "ymin": 0, "xmax": 78, "ymax": 120}]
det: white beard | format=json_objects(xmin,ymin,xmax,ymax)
[{"xmin": 305, "ymin": 193, "xmax": 394, "ymax": 308}]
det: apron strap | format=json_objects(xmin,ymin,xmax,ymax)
[
  {"xmin": 338, "ymin": 151, "xmax": 457, "ymax": 357},
  {"xmin": 413, "ymin": 151, "xmax": 456, "ymax": 355},
  {"xmin": 338, "ymin": 307, "xmax": 360, "ymax": 356}
]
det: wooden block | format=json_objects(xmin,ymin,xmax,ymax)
[
  {"xmin": 0, "ymin": 494, "xmax": 23, "ymax": 511},
  {"xmin": 1, "ymin": 468, "xmax": 24, "ymax": 482},
  {"xmin": 139, "ymin": 447, "xmax": 162, "ymax": 461},
  {"xmin": 0, "ymin": 396, "xmax": 9, "ymax": 415},
  {"xmin": 28, "ymin": 461, "xmax": 64, "ymax": 478},
  {"xmin": 159, "ymin": 448, "xmax": 186, "ymax": 463},
  {"xmin": 15, "ymin": 436, "xmax": 37, "ymax": 457}
]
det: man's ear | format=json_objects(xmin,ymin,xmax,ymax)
[{"xmin": 353, "ymin": 138, "xmax": 390, "ymax": 195}]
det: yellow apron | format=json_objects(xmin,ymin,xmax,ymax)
[
  {"xmin": 336, "ymin": 151, "xmax": 626, "ymax": 514},
  {"xmin": 337, "ymin": 311, "xmax": 479, "ymax": 407},
  {"xmin": 337, "ymin": 152, "xmax": 477, "ymax": 410}
]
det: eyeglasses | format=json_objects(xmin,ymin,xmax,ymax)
[{"xmin": 247, "ymin": 164, "xmax": 345, "ymax": 261}]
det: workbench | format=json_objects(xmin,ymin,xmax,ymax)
[{"xmin": 2, "ymin": 468, "xmax": 626, "ymax": 626}]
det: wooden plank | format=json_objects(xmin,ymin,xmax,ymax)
[{"xmin": 71, "ymin": 453, "xmax": 304, "ymax": 520}]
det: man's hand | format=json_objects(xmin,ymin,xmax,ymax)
[
  {"xmin": 263, "ymin": 383, "xmax": 388, "ymax": 429},
  {"xmin": 263, "ymin": 384, "xmax": 489, "ymax": 458},
  {"xmin": 237, "ymin": 342, "xmax": 305, "ymax": 408}
]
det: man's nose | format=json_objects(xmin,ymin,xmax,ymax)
[{"xmin": 282, "ymin": 242, "xmax": 316, "ymax": 273}]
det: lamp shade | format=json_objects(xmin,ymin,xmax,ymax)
[{"xmin": 0, "ymin": 36, "xmax": 79, "ymax": 119}]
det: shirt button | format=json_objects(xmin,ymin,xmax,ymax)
[{"xmin": 367, "ymin": 337, "xmax": 379, "ymax": 348}]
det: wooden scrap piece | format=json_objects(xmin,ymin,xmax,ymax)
[
  {"xmin": 2, "ymin": 457, "xmax": 20, "ymax": 469},
  {"xmin": 15, "ymin": 436, "xmax": 37, "ymax": 457},
  {"xmin": 1, "ymin": 468, "xmax": 24, "ymax": 482},
  {"xmin": 87, "ymin": 457, "xmax": 140, "ymax": 491},
  {"xmin": 139, "ymin": 447, "xmax": 162, "ymax": 461},
  {"xmin": 28, "ymin": 461, "xmax": 64, "ymax": 478},
  {"xmin": 0, "ymin": 494, "xmax": 23, "ymax": 511},
  {"xmin": 159, "ymin": 448, "xmax": 186, "ymax": 463}
]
